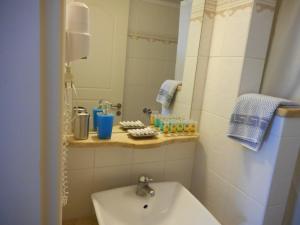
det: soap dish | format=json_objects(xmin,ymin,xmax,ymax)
[
  {"xmin": 128, "ymin": 127, "xmax": 159, "ymax": 138},
  {"xmin": 120, "ymin": 120, "xmax": 145, "ymax": 129}
]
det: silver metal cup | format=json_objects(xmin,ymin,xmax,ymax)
[{"xmin": 73, "ymin": 111, "xmax": 90, "ymax": 140}]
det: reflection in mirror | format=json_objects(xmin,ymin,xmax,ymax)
[{"xmin": 71, "ymin": 0, "xmax": 206, "ymax": 126}]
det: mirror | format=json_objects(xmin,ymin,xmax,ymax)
[{"xmin": 70, "ymin": 0, "xmax": 206, "ymax": 126}]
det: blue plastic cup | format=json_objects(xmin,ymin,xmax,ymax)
[
  {"xmin": 93, "ymin": 108, "xmax": 103, "ymax": 131},
  {"xmin": 97, "ymin": 113, "xmax": 114, "ymax": 139}
]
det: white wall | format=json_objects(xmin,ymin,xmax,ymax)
[
  {"xmin": 190, "ymin": 0, "xmax": 278, "ymax": 224},
  {"xmin": 175, "ymin": 0, "xmax": 192, "ymax": 81},
  {"xmin": 123, "ymin": 0, "xmax": 179, "ymax": 122},
  {"xmin": 0, "ymin": 1, "xmax": 41, "ymax": 224},
  {"xmin": 261, "ymin": 0, "xmax": 300, "ymax": 102},
  {"xmin": 261, "ymin": 0, "xmax": 300, "ymax": 224},
  {"xmin": 71, "ymin": 0, "xmax": 130, "ymax": 125},
  {"xmin": 171, "ymin": 0, "xmax": 206, "ymax": 119},
  {"xmin": 63, "ymin": 142, "xmax": 195, "ymax": 221}
]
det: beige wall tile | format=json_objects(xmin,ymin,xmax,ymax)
[
  {"xmin": 94, "ymin": 147, "xmax": 133, "ymax": 167},
  {"xmin": 202, "ymin": 57, "xmax": 243, "ymax": 119},
  {"xmin": 93, "ymin": 165, "xmax": 132, "ymax": 192},
  {"xmin": 264, "ymin": 204, "xmax": 286, "ymax": 225},
  {"xmin": 133, "ymin": 147, "xmax": 165, "ymax": 163},
  {"xmin": 267, "ymin": 137, "xmax": 300, "ymax": 206},
  {"xmin": 131, "ymin": 162, "xmax": 165, "ymax": 182},
  {"xmin": 223, "ymin": 184, "xmax": 265, "ymax": 225},
  {"xmin": 246, "ymin": 7, "xmax": 275, "ymax": 59},
  {"xmin": 63, "ymin": 169, "xmax": 94, "ymax": 220},
  {"xmin": 165, "ymin": 159, "xmax": 194, "ymax": 189},
  {"xmin": 186, "ymin": 20, "xmax": 203, "ymax": 57},
  {"xmin": 165, "ymin": 142, "xmax": 196, "ymax": 160},
  {"xmin": 239, "ymin": 58, "xmax": 265, "ymax": 94},
  {"xmin": 67, "ymin": 148, "xmax": 95, "ymax": 170}
]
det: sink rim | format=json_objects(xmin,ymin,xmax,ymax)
[{"xmin": 91, "ymin": 181, "xmax": 221, "ymax": 225}]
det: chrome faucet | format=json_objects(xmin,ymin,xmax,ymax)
[{"xmin": 136, "ymin": 175, "xmax": 155, "ymax": 197}]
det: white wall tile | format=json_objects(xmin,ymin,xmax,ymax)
[
  {"xmin": 209, "ymin": 15, "xmax": 226, "ymax": 57},
  {"xmin": 264, "ymin": 204, "xmax": 286, "ymax": 225},
  {"xmin": 203, "ymin": 170, "xmax": 228, "ymax": 223},
  {"xmin": 63, "ymin": 169, "xmax": 94, "ymax": 220},
  {"xmin": 165, "ymin": 159, "xmax": 194, "ymax": 189},
  {"xmin": 190, "ymin": 2, "xmax": 287, "ymax": 225},
  {"xmin": 198, "ymin": 14, "xmax": 214, "ymax": 57},
  {"xmin": 239, "ymin": 58, "xmax": 265, "ymax": 94},
  {"xmin": 172, "ymin": 55, "xmax": 198, "ymax": 117},
  {"xmin": 202, "ymin": 57, "xmax": 243, "ymax": 119},
  {"xmin": 270, "ymin": 116, "xmax": 300, "ymax": 138},
  {"xmin": 65, "ymin": 141, "xmax": 197, "ymax": 221},
  {"xmin": 246, "ymin": 8, "xmax": 275, "ymax": 59},
  {"xmin": 94, "ymin": 147, "xmax": 133, "ymax": 167},
  {"xmin": 225, "ymin": 132, "xmax": 280, "ymax": 206},
  {"xmin": 67, "ymin": 148, "xmax": 94, "ymax": 170},
  {"xmin": 223, "ymin": 184, "xmax": 265, "ymax": 225},
  {"xmin": 191, "ymin": 142, "xmax": 207, "ymax": 202},
  {"xmin": 191, "ymin": 56, "xmax": 209, "ymax": 111},
  {"xmin": 93, "ymin": 165, "xmax": 132, "ymax": 192},
  {"xmin": 225, "ymin": 9, "xmax": 251, "ymax": 56},
  {"xmin": 133, "ymin": 148, "xmax": 165, "ymax": 163},
  {"xmin": 190, "ymin": 109, "xmax": 201, "ymax": 121},
  {"xmin": 267, "ymin": 137, "xmax": 300, "ymax": 206},
  {"xmin": 165, "ymin": 142, "xmax": 196, "ymax": 160},
  {"xmin": 131, "ymin": 162, "xmax": 165, "ymax": 183},
  {"xmin": 186, "ymin": 20, "xmax": 202, "ymax": 57}
]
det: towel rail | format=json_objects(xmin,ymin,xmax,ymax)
[{"xmin": 277, "ymin": 107, "xmax": 300, "ymax": 117}]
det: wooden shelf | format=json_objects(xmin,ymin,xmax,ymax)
[
  {"xmin": 277, "ymin": 107, "xmax": 300, "ymax": 117},
  {"xmin": 68, "ymin": 128, "xmax": 198, "ymax": 149}
]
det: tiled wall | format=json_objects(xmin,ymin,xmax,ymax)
[
  {"xmin": 123, "ymin": 0, "xmax": 179, "ymax": 122},
  {"xmin": 260, "ymin": 0, "xmax": 300, "ymax": 223},
  {"xmin": 175, "ymin": 0, "xmax": 192, "ymax": 81},
  {"xmin": 190, "ymin": 0, "xmax": 282, "ymax": 224},
  {"xmin": 171, "ymin": 0, "xmax": 205, "ymax": 118},
  {"xmin": 63, "ymin": 142, "xmax": 196, "ymax": 220}
]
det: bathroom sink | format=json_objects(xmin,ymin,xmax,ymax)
[{"xmin": 91, "ymin": 182, "xmax": 221, "ymax": 225}]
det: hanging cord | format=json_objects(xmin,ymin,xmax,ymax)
[
  {"xmin": 62, "ymin": 81, "xmax": 72, "ymax": 206},
  {"xmin": 61, "ymin": 64, "xmax": 80, "ymax": 206},
  {"xmin": 61, "ymin": 63, "xmax": 79, "ymax": 206}
]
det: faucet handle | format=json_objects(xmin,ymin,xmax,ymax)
[{"xmin": 138, "ymin": 175, "xmax": 153, "ymax": 183}]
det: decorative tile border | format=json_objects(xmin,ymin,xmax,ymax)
[
  {"xmin": 142, "ymin": 0, "xmax": 180, "ymax": 8},
  {"xmin": 256, "ymin": 1, "xmax": 276, "ymax": 13},
  {"xmin": 128, "ymin": 32, "xmax": 178, "ymax": 45},
  {"xmin": 190, "ymin": 0, "xmax": 205, "ymax": 21},
  {"xmin": 204, "ymin": 0, "xmax": 276, "ymax": 18}
]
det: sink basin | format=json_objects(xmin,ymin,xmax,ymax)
[{"xmin": 91, "ymin": 182, "xmax": 221, "ymax": 225}]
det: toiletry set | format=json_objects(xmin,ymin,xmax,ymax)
[
  {"xmin": 150, "ymin": 113, "xmax": 197, "ymax": 135},
  {"xmin": 73, "ymin": 103, "xmax": 197, "ymax": 141},
  {"xmin": 120, "ymin": 113, "xmax": 197, "ymax": 139},
  {"xmin": 72, "ymin": 100, "xmax": 115, "ymax": 140}
]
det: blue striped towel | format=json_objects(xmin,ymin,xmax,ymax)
[
  {"xmin": 227, "ymin": 94, "xmax": 299, "ymax": 151},
  {"xmin": 156, "ymin": 80, "xmax": 182, "ymax": 108}
]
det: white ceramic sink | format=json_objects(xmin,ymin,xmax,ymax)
[{"xmin": 91, "ymin": 182, "xmax": 221, "ymax": 225}]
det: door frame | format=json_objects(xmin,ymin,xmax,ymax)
[{"xmin": 40, "ymin": 0, "xmax": 65, "ymax": 224}]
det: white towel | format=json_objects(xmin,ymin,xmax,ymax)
[
  {"xmin": 227, "ymin": 93, "xmax": 298, "ymax": 151},
  {"xmin": 156, "ymin": 80, "xmax": 182, "ymax": 109}
]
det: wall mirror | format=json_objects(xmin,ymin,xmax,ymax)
[{"xmin": 70, "ymin": 0, "xmax": 206, "ymax": 126}]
